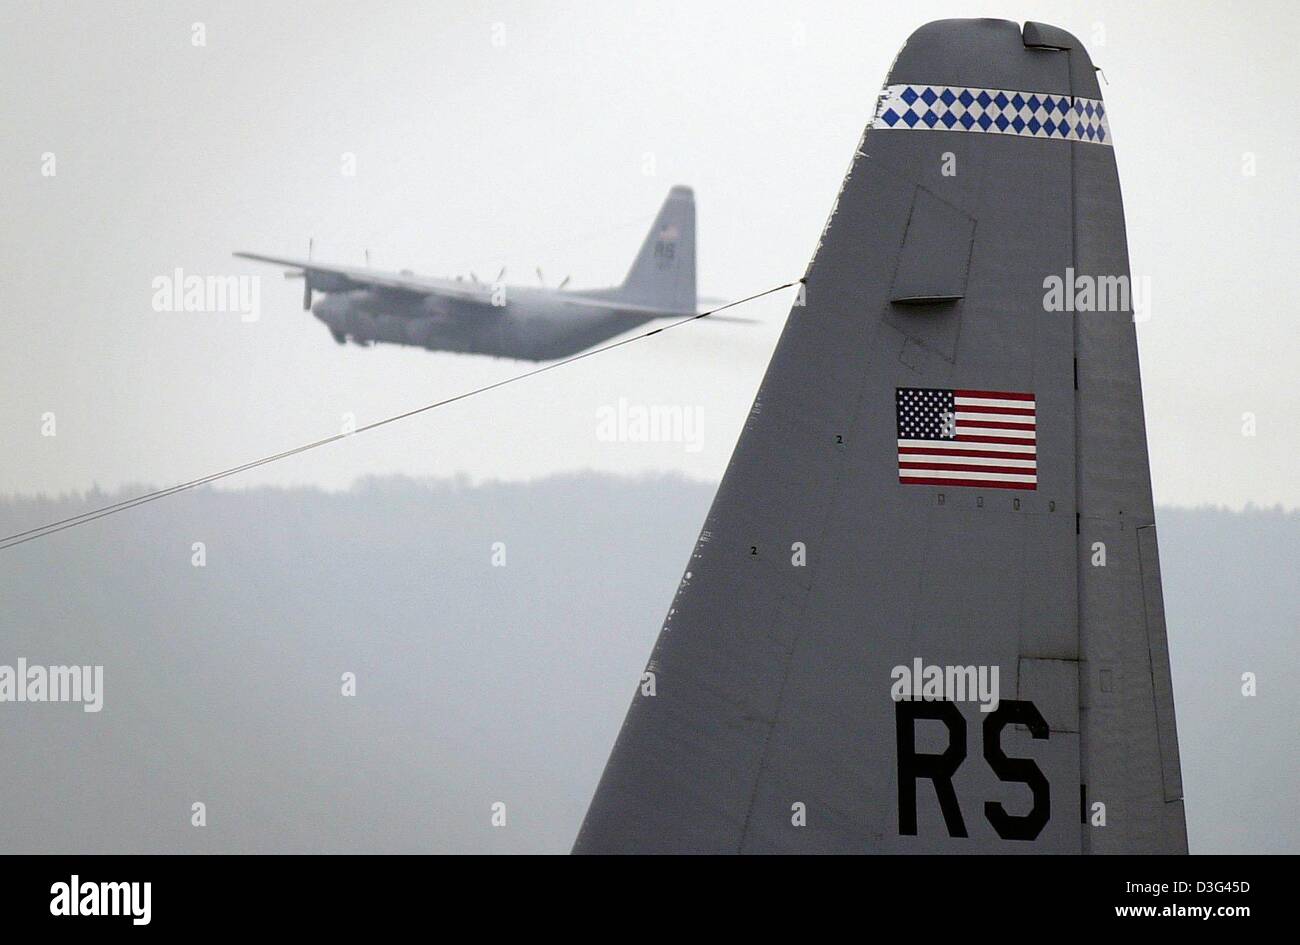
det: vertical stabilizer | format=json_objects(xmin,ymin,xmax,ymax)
[
  {"xmin": 577, "ymin": 19, "xmax": 1186, "ymax": 854},
  {"xmin": 618, "ymin": 185, "xmax": 697, "ymax": 314}
]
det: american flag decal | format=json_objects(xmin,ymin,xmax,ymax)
[{"xmin": 896, "ymin": 387, "xmax": 1037, "ymax": 490}]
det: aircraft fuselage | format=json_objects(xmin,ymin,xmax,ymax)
[{"xmin": 311, "ymin": 286, "xmax": 656, "ymax": 362}]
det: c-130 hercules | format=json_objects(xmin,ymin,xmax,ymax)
[
  {"xmin": 235, "ymin": 186, "xmax": 738, "ymax": 361},
  {"xmin": 576, "ymin": 19, "xmax": 1188, "ymax": 854}
]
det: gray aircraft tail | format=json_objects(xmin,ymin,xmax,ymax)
[
  {"xmin": 616, "ymin": 185, "xmax": 697, "ymax": 314},
  {"xmin": 576, "ymin": 19, "xmax": 1187, "ymax": 854}
]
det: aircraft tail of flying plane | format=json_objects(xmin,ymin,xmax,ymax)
[
  {"xmin": 614, "ymin": 184, "xmax": 697, "ymax": 316},
  {"xmin": 576, "ymin": 19, "xmax": 1188, "ymax": 853}
]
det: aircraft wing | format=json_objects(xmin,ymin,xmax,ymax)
[
  {"xmin": 232, "ymin": 252, "xmax": 492, "ymax": 303},
  {"xmin": 233, "ymin": 253, "xmax": 747, "ymax": 321},
  {"xmin": 558, "ymin": 294, "xmax": 755, "ymax": 322},
  {"xmin": 557, "ymin": 295, "xmax": 688, "ymax": 317},
  {"xmin": 576, "ymin": 19, "xmax": 1187, "ymax": 854}
]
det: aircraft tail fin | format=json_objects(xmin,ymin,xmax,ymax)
[
  {"xmin": 576, "ymin": 18, "xmax": 1187, "ymax": 854},
  {"xmin": 618, "ymin": 185, "xmax": 697, "ymax": 314}
]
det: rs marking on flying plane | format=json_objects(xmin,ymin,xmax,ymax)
[{"xmin": 235, "ymin": 186, "xmax": 742, "ymax": 362}]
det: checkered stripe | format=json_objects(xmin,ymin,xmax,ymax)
[{"xmin": 870, "ymin": 84, "xmax": 1112, "ymax": 145}]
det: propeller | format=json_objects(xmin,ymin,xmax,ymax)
[
  {"xmin": 535, "ymin": 267, "xmax": 570, "ymax": 290},
  {"xmin": 302, "ymin": 238, "xmax": 315, "ymax": 310}
]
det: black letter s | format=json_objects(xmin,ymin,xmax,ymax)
[{"xmin": 983, "ymin": 700, "xmax": 1050, "ymax": 840}]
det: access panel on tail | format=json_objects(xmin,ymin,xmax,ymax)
[{"xmin": 576, "ymin": 19, "xmax": 1187, "ymax": 854}]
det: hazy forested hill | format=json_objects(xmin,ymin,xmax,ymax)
[{"xmin": 0, "ymin": 477, "xmax": 1293, "ymax": 853}]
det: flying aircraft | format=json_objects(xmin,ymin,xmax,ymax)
[
  {"xmin": 234, "ymin": 186, "xmax": 733, "ymax": 361},
  {"xmin": 576, "ymin": 18, "xmax": 1187, "ymax": 853}
]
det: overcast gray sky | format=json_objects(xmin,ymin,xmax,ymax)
[{"xmin": 3, "ymin": 0, "xmax": 1296, "ymax": 509}]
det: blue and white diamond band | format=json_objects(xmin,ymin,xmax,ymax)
[{"xmin": 870, "ymin": 84, "xmax": 1112, "ymax": 146}]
